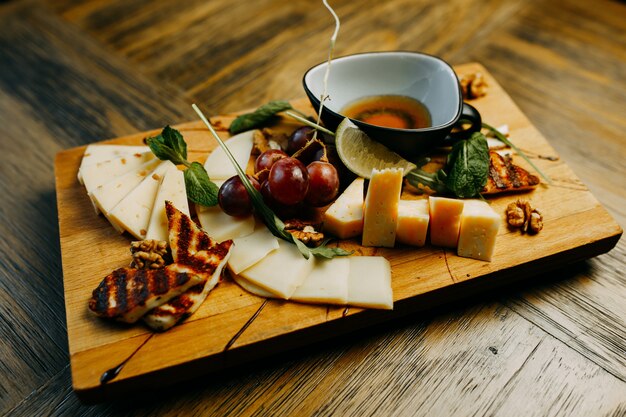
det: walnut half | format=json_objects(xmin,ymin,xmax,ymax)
[
  {"xmin": 284, "ymin": 220, "xmax": 325, "ymax": 247},
  {"xmin": 506, "ymin": 200, "xmax": 543, "ymax": 234},
  {"xmin": 460, "ymin": 72, "xmax": 488, "ymax": 99},
  {"xmin": 130, "ymin": 239, "xmax": 169, "ymax": 269}
]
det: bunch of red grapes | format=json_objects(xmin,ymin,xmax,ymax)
[{"xmin": 218, "ymin": 127, "xmax": 340, "ymax": 218}]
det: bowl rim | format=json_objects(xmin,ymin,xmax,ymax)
[{"xmin": 302, "ymin": 51, "xmax": 463, "ymax": 133}]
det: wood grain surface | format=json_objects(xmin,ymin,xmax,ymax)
[{"xmin": 1, "ymin": 0, "xmax": 625, "ymax": 415}]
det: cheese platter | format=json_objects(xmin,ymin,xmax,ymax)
[{"xmin": 55, "ymin": 63, "xmax": 622, "ymax": 402}]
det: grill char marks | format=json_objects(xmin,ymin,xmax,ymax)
[
  {"xmin": 482, "ymin": 151, "xmax": 540, "ymax": 195},
  {"xmin": 88, "ymin": 263, "xmax": 204, "ymax": 323}
]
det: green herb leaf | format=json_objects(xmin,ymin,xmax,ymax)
[
  {"xmin": 146, "ymin": 126, "xmax": 188, "ymax": 166},
  {"xmin": 445, "ymin": 132, "xmax": 490, "ymax": 198},
  {"xmin": 406, "ymin": 168, "xmax": 448, "ymax": 195},
  {"xmin": 482, "ymin": 122, "xmax": 552, "ymax": 185},
  {"xmin": 183, "ymin": 162, "xmax": 219, "ymax": 207},
  {"xmin": 229, "ymin": 101, "xmax": 293, "ymax": 134},
  {"xmin": 161, "ymin": 125, "xmax": 187, "ymax": 160}
]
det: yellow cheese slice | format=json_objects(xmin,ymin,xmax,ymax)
[
  {"xmin": 323, "ymin": 177, "xmax": 364, "ymax": 239},
  {"xmin": 109, "ymin": 162, "xmax": 171, "ymax": 239},
  {"xmin": 239, "ymin": 240, "xmax": 314, "ymax": 299},
  {"xmin": 457, "ymin": 200, "xmax": 501, "ymax": 261},
  {"xmin": 429, "ymin": 196, "xmax": 465, "ymax": 248},
  {"xmin": 231, "ymin": 274, "xmax": 277, "ymax": 298},
  {"xmin": 362, "ymin": 168, "xmax": 403, "ymax": 247},
  {"xmin": 396, "ymin": 199, "xmax": 430, "ymax": 247},
  {"xmin": 291, "ymin": 257, "xmax": 350, "ymax": 305},
  {"xmin": 227, "ymin": 226, "xmax": 278, "ymax": 274},
  {"xmin": 203, "ymin": 130, "xmax": 254, "ymax": 180},
  {"xmin": 346, "ymin": 256, "xmax": 393, "ymax": 310},
  {"xmin": 145, "ymin": 165, "xmax": 189, "ymax": 241}
]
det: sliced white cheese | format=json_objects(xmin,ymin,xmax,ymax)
[
  {"xmin": 197, "ymin": 204, "xmax": 255, "ymax": 243},
  {"xmin": 109, "ymin": 162, "xmax": 171, "ymax": 239},
  {"xmin": 81, "ymin": 151, "xmax": 155, "ymax": 194},
  {"xmin": 347, "ymin": 256, "xmax": 393, "ymax": 310},
  {"xmin": 231, "ymin": 274, "xmax": 277, "ymax": 298},
  {"xmin": 203, "ymin": 130, "xmax": 254, "ymax": 180},
  {"xmin": 240, "ymin": 240, "xmax": 314, "ymax": 299},
  {"xmin": 291, "ymin": 257, "xmax": 350, "ymax": 305},
  {"xmin": 145, "ymin": 166, "xmax": 189, "ymax": 241},
  {"xmin": 227, "ymin": 226, "xmax": 278, "ymax": 274},
  {"xmin": 78, "ymin": 144, "xmax": 149, "ymax": 184},
  {"xmin": 457, "ymin": 200, "xmax": 500, "ymax": 262},
  {"xmin": 89, "ymin": 158, "xmax": 161, "ymax": 230}
]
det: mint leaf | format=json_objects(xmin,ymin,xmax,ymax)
[
  {"xmin": 445, "ymin": 132, "xmax": 489, "ymax": 198},
  {"xmin": 229, "ymin": 101, "xmax": 293, "ymax": 134},
  {"xmin": 183, "ymin": 162, "xmax": 218, "ymax": 207},
  {"xmin": 161, "ymin": 125, "xmax": 187, "ymax": 160},
  {"xmin": 146, "ymin": 127, "xmax": 187, "ymax": 166}
]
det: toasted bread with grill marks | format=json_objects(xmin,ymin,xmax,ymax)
[
  {"xmin": 88, "ymin": 263, "xmax": 205, "ymax": 323},
  {"xmin": 482, "ymin": 151, "xmax": 540, "ymax": 195}
]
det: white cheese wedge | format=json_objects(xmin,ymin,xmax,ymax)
[
  {"xmin": 457, "ymin": 200, "xmax": 501, "ymax": 262},
  {"xmin": 89, "ymin": 158, "xmax": 162, "ymax": 230},
  {"xmin": 396, "ymin": 199, "xmax": 430, "ymax": 247},
  {"xmin": 291, "ymin": 257, "xmax": 350, "ymax": 305},
  {"xmin": 227, "ymin": 226, "xmax": 278, "ymax": 274},
  {"xmin": 81, "ymin": 151, "xmax": 155, "ymax": 195},
  {"xmin": 197, "ymin": 204, "xmax": 255, "ymax": 243},
  {"xmin": 323, "ymin": 177, "xmax": 364, "ymax": 239},
  {"xmin": 203, "ymin": 130, "xmax": 254, "ymax": 180},
  {"xmin": 347, "ymin": 256, "xmax": 393, "ymax": 310},
  {"xmin": 231, "ymin": 274, "xmax": 277, "ymax": 298},
  {"xmin": 109, "ymin": 162, "xmax": 171, "ymax": 239},
  {"xmin": 145, "ymin": 165, "xmax": 189, "ymax": 241},
  {"xmin": 429, "ymin": 196, "xmax": 465, "ymax": 248},
  {"xmin": 78, "ymin": 144, "xmax": 149, "ymax": 184},
  {"xmin": 240, "ymin": 240, "xmax": 314, "ymax": 299},
  {"xmin": 362, "ymin": 168, "xmax": 403, "ymax": 247}
]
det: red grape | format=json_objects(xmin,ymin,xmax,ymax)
[
  {"xmin": 260, "ymin": 180, "xmax": 300, "ymax": 219},
  {"xmin": 305, "ymin": 161, "xmax": 340, "ymax": 206},
  {"xmin": 268, "ymin": 157, "xmax": 309, "ymax": 205},
  {"xmin": 218, "ymin": 175, "xmax": 261, "ymax": 217},
  {"xmin": 287, "ymin": 126, "xmax": 315, "ymax": 155},
  {"xmin": 255, "ymin": 149, "xmax": 288, "ymax": 174}
]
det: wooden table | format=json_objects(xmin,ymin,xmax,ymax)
[{"xmin": 1, "ymin": 0, "xmax": 624, "ymax": 415}]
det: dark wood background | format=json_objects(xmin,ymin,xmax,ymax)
[{"xmin": 1, "ymin": 0, "xmax": 624, "ymax": 415}]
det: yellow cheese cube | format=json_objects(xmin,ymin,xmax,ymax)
[
  {"xmin": 396, "ymin": 199, "xmax": 430, "ymax": 246},
  {"xmin": 324, "ymin": 178, "xmax": 364, "ymax": 239},
  {"xmin": 457, "ymin": 200, "xmax": 501, "ymax": 261},
  {"xmin": 429, "ymin": 196, "xmax": 464, "ymax": 248},
  {"xmin": 362, "ymin": 168, "xmax": 403, "ymax": 247}
]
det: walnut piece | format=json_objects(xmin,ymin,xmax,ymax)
[
  {"xmin": 283, "ymin": 219, "xmax": 325, "ymax": 247},
  {"xmin": 130, "ymin": 239, "xmax": 169, "ymax": 269},
  {"xmin": 460, "ymin": 72, "xmax": 488, "ymax": 99},
  {"xmin": 505, "ymin": 200, "xmax": 543, "ymax": 234},
  {"xmin": 252, "ymin": 128, "xmax": 289, "ymax": 155}
]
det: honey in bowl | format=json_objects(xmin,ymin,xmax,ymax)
[{"xmin": 341, "ymin": 95, "xmax": 432, "ymax": 130}]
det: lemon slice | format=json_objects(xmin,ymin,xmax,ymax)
[{"xmin": 335, "ymin": 118, "xmax": 417, "ymax": 179}]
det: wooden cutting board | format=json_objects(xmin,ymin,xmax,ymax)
[{"xmin": 54, "ymin": 63, "xmax": 622, "ymax": 403}]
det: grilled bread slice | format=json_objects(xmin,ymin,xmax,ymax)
[
  {"xmin": 142, "ymin": 202, "xmax": 234, "ymax": 331},
  {"xmin": 482, "ymin": 151, "xmax": 540, "ymax": 195},
  {"xmin": 88, "ymin": 263, "xmax": 205, "ymax": 323}
]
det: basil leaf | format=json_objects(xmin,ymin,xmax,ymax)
[
  {"xmin": 445, "ymin": 132, "xmax": 489, "ymax": 198},
  {"xmin": 183, "ymin": 162, "xmax": 218, "ymax": 207},
  {"xmin": 162, "ymin": 125, "xmax": 187, "ymax": 160},
  {"xmin": 229, "ymin": 101, "xmax": 293, "ymax": 134}
]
